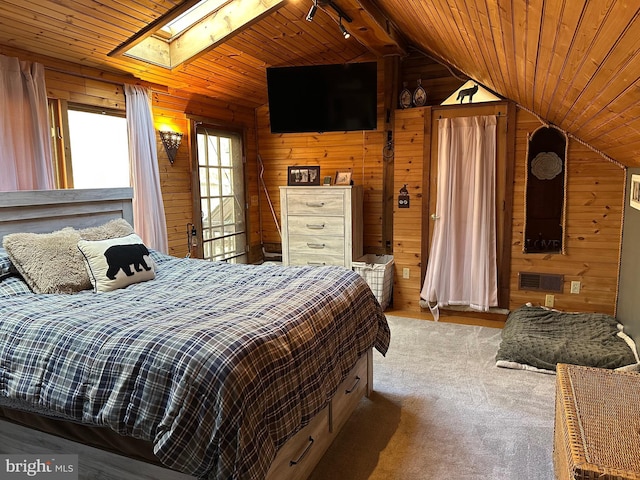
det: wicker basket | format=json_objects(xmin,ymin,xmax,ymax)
[
  {"xmin": 554, "ymin": 363, "xmax": 640, "ymax": 480},
  {"xmin": 352, "ymin": 254, "xmax": 394, "ymax": 310}
]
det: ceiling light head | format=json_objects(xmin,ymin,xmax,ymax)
[
  {"xmin": 306, "ymin": 2, "xmax": 317, "ymax": 21},
  {"xmin": 339, "ymin": 16, "xmax": 350, "ymax": 39}
]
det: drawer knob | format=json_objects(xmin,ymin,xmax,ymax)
[
  {"xmin": 307, "ymin": 261, "xmax": 326, "ymax": 266},
  {"xmin": 289, "ymin": 436, "xmax": 315, "ymax": 466},
  {"xmin": 306, "ymin": 223, "xmax": 325, "ymax": 229},
  {"xmin": 307, "ymin": 243, "xmax": 325, "ymax": 249},
  {"xmin": 305, "ymin": 202, "xmax": 325, "ymax": 207},
  {"xmin": 345, "ymin": 375, "xmax": 361, "ymax": 394}
]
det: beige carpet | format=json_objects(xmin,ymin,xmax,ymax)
[{"xmin": 309, "ymin": 315, "xmax": 557, "ymax": 480}]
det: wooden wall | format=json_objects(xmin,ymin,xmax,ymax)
[
  {"xmin": 150, "ymin": 90, "xmax": 259, "ymax": 259},
  {"xmin": 510, "ymin": 108, "xmax": 625, "ymax": 315},
  {"xmin": 255, "ymin": 59, "xmax": 387, "ymax": 255},
  {"xmin": 255, "ymin": 53, "xmax": 465, "ymax": 257},
  {"xmin": 17, "ymin": 46, "xmax": 629, "ymax": 316},
  {"xmin": 37, "ymin": 53, "xmax": 261, "ymax": 260},
  {"xmin": 255, "ymin": 111, "xmax": 387, "ymax": 255},
  {"xmin": 256, "ymin": 52, "xmax": 626, "ymax": 316},
  {"xmin": 390, "ymin": 105, "xmax": 625, "ymax": 315},
  {"xmin": 392, "ymin": 107, "xmax": 428, "ymax": 311}
]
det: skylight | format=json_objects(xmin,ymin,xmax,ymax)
[
  {"xmin": 115, "ymin": 0, "xmax": 286, "ymax": 69},
  {"xmin": 159, "ymin": 0, "xmax": 230, "ymax": 39}
]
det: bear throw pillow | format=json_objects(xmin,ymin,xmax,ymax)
[{"xmin": 78, "ymin": 234, "xmax": 155, "ymax": 292}]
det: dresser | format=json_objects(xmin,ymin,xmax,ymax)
[{"xmin": 280, "ymin": 185, "xmax": 363, "ymax": 267}]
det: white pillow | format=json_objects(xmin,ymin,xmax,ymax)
[{"xmin": 78, "ymin": 234, "xmax": 155, "ymax": 292}]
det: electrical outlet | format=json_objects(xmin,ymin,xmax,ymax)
[
  {"xmin": 402, "ymin": 267, "xmax": 410, "ymax": 279},
  {"xmin": 545, "ymin": 294, "xmax": 555, "ymax": 308},
  {"xmin": 570, "ymin": 281, "xmax": 581, "ymax": 294}
]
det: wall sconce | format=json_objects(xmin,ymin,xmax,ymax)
[{"xmin": 159, "ymin": 130, "xmax": 183, "ymax": 164}]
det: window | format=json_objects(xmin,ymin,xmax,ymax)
[
  {"xmin": 67, "ymin": 108, "xmax": 129, "ymax": 188},
  {"xmin": 196, "ymin": 125, "xmax": 247, "ymax": 263},
  {"xmin": 49, "ymin": 101, "xmax": 129, "ymax": 189}
]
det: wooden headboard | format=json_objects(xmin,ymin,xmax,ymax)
[{"xmin": 0, "ymin": 188, "xmax": 134, "ymax": 243}]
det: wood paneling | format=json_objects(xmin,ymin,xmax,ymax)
[
  {"xmin": 399, "ymin": 51, "xmax": 467, "ymax": 107},
  {"xmin": 41, "ymin": 63, "xmax": 260, "ymax": 260},
  {"xmin": 509, "ymin": 108, "xmax": 625, "ymax": 315},
  {"xmin": 255, "ymin": 59, "xmax": 387, "ymax": 255},
  {"xmin": 391, "ymin": 101, "xmax": 623, "ymax": 315},
  {"xmin": 392, "ymin": 107, "xmax": 427, "ymax": 311},
  {"xmin": 0, "ymin": 0, "xmax": 632, "ymax": 314},
  {"xmin": 371, "ymin": 0, "xmax": 640, "ymax": 168},
  {"xmin": 1, "ymin": 0, "xmax": 639, "ymax": 169},
  {"xmin": 256, "ymin": 105, "xmax": 386, "ymax": 254}
]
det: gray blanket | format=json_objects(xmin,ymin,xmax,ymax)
[{"xmin": 496, "ymin": 305, "xmax": 637, "ymax": 372}]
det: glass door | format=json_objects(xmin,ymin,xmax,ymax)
[{"xmin": 196, "ymin": 125, "xmax": 247, "ymax": 263}]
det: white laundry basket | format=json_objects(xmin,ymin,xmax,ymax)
[{"xmin": 352, "ymin": 254, "xmax": 394, "ymax": 310}]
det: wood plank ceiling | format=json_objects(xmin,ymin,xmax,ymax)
[{"xmin": 0, "ymin": 0, "xmax": 639, "ymax": 167}]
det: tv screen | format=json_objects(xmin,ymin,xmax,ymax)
[{"xmin": 266, "ymin": 62, "xmax": 377, "ymax": 134}]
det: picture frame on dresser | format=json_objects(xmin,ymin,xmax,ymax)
[
  {"xmin": 287, "ymin": 166, "xmax": 320, "ymax": 186},
  {"xmin": 335, "ymin": 171, "xmax": 353, "ymax": 185}
]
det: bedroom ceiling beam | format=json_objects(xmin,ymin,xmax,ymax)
[{"xmin": 326, "ymin": 0, "xmax": 407, "ymax": 57}]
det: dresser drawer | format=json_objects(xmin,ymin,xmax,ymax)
[
  {"xmin": 266, "ymin": 406, "xmax": 331, "ymax": 480},
  {"xmin": 288, "ymin": 235, "xmax": 344, "ymax": 256},
  {"xmin": 287, "ymin": 215, "xmax": 345, "ymax": 236},
  {"xmin": 330, "ymin": 353, "xmax": 368, "ymax": 433},
  {"xmin": 286, "ymin": 193, "xmax": 345, "ymax": 216},
  {"xmin": 288, "ymin": 251, "xmax": 346, "ymax": 267}
]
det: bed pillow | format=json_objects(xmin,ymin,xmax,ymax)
[
  {"xmin": 0, "ymin": 275, "xmax": 33, "ymax": 296},
  {"xmin": 3, "ymin": 228, "xmax": 90, "ymax": 294},
  {"xmin": 78, "ymin": 234, "xmax": 155, "ymax": 292},
  {"xmin": 2, "ymin": 219, "xmax": 136, "ymax": 294},
  {"xmin": 0, "ymin": 247, "xmax": 14, "ymax": 278},
  {"xmin": 78, "ymin": 218, "xmax": 134, "ymax": 241}
]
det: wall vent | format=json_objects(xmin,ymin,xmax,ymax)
[{"xmin": 518, "ymin": 272, "xmax": 564, "ymax": 293}]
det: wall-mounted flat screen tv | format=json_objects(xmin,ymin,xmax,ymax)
[{"xmin": 266, "ymin": 61, "xmax": 377, "ymax": 134}]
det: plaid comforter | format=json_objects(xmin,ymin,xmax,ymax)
[{"xmin": 0, "ymin": 254, "xmax": 389, "ymax": 480}]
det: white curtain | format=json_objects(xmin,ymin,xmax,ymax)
[
  {"xmin": 124, "ymin": 84, "xmax": 169, "ymax": 254},
  {"xmin": 421, "ymin": 115, "xmax": 498, "ymax": 319},
  {"xmin": 0, "ymin": 54, "xmax": 54, "ymax": 191}
]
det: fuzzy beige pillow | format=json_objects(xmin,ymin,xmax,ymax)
[
  {"xmin": 3, "ymin": 228, "xmax": 87, "ymax": 293},
  {"xmin": 2, "ymin": 219, "xmax": 135, "ymax": 294},
  {"xmin": 78, "ymin": 218, "xmax": 134, "ymax": 241}
]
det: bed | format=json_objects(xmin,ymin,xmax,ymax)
[
  {"xmin": 0, "ymin": 188, "xmax": 390, "ymax": 480},
  {"xmin": 495, "ymin": 304, "xmax": 638, "ymax": 374}
]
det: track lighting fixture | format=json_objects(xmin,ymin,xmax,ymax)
[
  {"xmin": 339, "ymin": 16, "xmax": 350, "ymax": 39},
  {"xmin": 306, "ymin": 0, "xmax": 352, "ymax": 39},
  {"xmin": 306, "ymin": 0, "xmax": 317, "ymax": 21}
]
